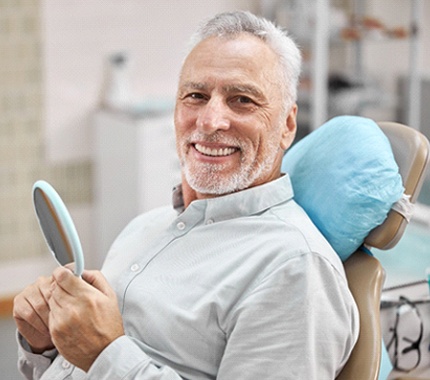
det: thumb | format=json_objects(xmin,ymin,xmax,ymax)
[{"xmin": 81, "ymin": 270, "xmax": 114, "ymax": 297}]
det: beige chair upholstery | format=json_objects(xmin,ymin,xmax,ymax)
[
  {"xmin": 366, "ymin": 122, "xmax": 430, "ymax": 249},
  {"xmin": 336, "ymin": 122, "xmax": 430, "ymax": 380}
]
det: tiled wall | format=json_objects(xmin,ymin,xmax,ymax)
[{"xmin": 0, "ymin": 0, "xmax": 91, "ymax": 262}]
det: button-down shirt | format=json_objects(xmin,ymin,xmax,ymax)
[{"xmin": 18, "ymin": 174, "xmax": 359, "ymax": 379}]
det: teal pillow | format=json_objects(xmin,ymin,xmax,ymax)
[{"xmin": 282, "ymin": 116, "xmax": 404, "ymax": 261}]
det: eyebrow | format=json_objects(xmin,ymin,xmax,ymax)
[
  {"xmin": 179, "ymin": 82, "xmax": 208, "ymax": 93},
  {"xmin": 223, "ymin": 84, "xmax": 265, "ymax": 100}
]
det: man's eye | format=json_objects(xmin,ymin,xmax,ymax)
[
  {"xmin": 235, "ymin": 96, "xmax": 253, "ymax": 104},
  {"xmin": 189, "ymin": 93, "xmax": 205, "ymax": 100}
]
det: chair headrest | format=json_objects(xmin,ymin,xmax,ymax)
[
  {"xmin": 282, "ymin": 116, "xmax": 429, "ymax": 261},
  {"xmin": 365, "ymin": 121, "xmax": 430, "ymax": 249}
]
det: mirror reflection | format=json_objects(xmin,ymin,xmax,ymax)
[{"xmin": 32, "ymin": 181, "xmax": 84, "ymax": 276}]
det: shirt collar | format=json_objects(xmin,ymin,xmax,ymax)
[{"xmin": 172, "ymin": 174, "xmax": 294, "ymax": 222}]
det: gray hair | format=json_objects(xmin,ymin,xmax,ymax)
[{"xmin": 188, "ymin": 11, "xmax": 302, "ymax": 110}]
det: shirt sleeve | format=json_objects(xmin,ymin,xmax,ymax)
[
  {"xmin": 16, "ymin": 331, "xmax": 58, "ymax": 380},
  {"xmin": 17, "ymin": 331, "xmax": 186, "ymax": 380},
  {"xmin": 87, "ymin": 336, "xmax": 184, "ymax": 380},
  {"xmin": 216, "ymin": 252, "xmax": 359, "ymax": 380}
]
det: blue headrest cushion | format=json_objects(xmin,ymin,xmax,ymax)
[{"xmin": 282, "ymin": 116, "xmax": 404, "ymax": 261}]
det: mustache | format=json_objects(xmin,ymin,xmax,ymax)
[{"xmin": 186, "ymin": 132, "xmax": 244, "ymax": 148}]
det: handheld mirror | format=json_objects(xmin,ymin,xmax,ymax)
[{"xmin": 32, "ymin": 180, "xmax": 84, "ymax": 276}]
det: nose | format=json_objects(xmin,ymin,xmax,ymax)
[{"xmin": 196, "ymin": 97, "xmax": 231, "ymax": 133}]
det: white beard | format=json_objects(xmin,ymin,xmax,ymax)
[{"xmin": 179, "ymin": 132, "xmax": 281, "ymax": 195}]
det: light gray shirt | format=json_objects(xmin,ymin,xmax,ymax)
[{"xmin": 18, "ymin": 175, "xmax": 359, "ymax": 380}]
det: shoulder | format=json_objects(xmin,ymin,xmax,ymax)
[{"xmin": 265, "ymin": 199, "xmax": 346, "ymax": 276}]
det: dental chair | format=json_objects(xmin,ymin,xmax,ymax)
[
  {"xmin": 336, "ymin": 122, "xmax": 430, "ymax": 380},
  {"xmin": 282, "ymin": 117, "xmax": 430, "ymax": 380}
]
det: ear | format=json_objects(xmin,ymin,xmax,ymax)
[{"xmin": 280, "ymin": 104, "xmax": 298, "ymax": 150}]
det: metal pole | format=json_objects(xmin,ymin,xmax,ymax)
[
  {"xmin": 408, "ymin": 0, "xmax": 422, "ymax": 130},
  {"xmin": 311, "ymin": 0, "xmax": 329, "ymax": 130}
]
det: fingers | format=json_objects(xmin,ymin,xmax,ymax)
[
  {"xmin": 50, "ymin": 268, "xmax": 116, "ymax": 311},
  {"xmin": 13, "ymin": 276, "xmax": 55, "ymax": 351},
  {"xmin": 49, "ymin": 268, "xmax": 77, "ymax": 313},
  {"xmin": 14, "ymin": 293, "xmax": 49, "ymax": 336},
  {"xmin": 15, "ymin": 277, "xmax": 52, "ymax": 326},
  {"xmin": 64, "ymin": 262, "xmax": 76, "ymax": 272},
  {"xmin": 81, "ymin": 270, "xmax": 114, "ymax": 297},
  {"xmin": 29, "ymin": 287, "xmax": 51, "ymax": 332},
  {"xmin": 52, "ymin": 266, "xmax": 114, "ymax": 298},
  {"xmin": 52, "ymin": 266, "xmax": 80, "ymax": 296}
]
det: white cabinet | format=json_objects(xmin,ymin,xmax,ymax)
[{"xmin": 93, "ymin": 110, "xmax": 181, "ymax": 265}]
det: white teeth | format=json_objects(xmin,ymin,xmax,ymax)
[{"xmin": 195, "ymin": 143, "xmax": 237, "ymax": 157}]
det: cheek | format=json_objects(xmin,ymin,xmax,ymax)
[
  {"xmin": 252, "ymin": 126, "xmax": 284, "ymax": 163},
  {"xmin": 244, "ymin": 116, "xmax": 280, "ymax": 154},
  {"xmin": 174, "ymin": 107, "xmax": 193, "ymax": 140},
  {"xmin": 238, "ymin": 131, "xmax": 264, "ymax": 165}
]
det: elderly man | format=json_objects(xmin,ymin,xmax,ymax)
[{"xmin": 14, "ymin": 11, "xmax": 358, "ymax": 380}]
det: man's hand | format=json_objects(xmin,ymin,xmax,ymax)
[
  {"xmin": 13, "ymin": 276, "xmax": 55, "ymax": 354},
  {"xmin": 48, "ymin": 267, "xmax": 125, "ymax": 372}
]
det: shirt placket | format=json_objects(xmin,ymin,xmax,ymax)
[{"xmin": 118, "ymin": 207, "xmax": 205, "ymax": 314}]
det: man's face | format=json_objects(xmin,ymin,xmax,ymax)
[{"xmin": 174, "ymin": 34, "xmax": 297, "ymax": 196}]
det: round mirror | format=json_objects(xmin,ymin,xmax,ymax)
[{"xmin": 32, "ymin": 180, "xmax": 84, "ymax": 276}]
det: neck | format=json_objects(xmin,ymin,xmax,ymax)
[
  {"xmin": 181, "ymin": 178, "xmax": 197, "ymax": 209},
  {"xmin": 181, "ymin": 172, "xmax": 284, "ymax": 209},
  {"xmin": 181, "ymin": 178, "xmax": 219, "ymax": 209}
]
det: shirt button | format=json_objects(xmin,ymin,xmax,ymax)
[
  {"xmin": 206, "ymin": 219, "xmax": 214, "ymax": 225},
  {"xmin": 62, "ymin": 360, "xmax": 71, "ymax": 369},
  {"xmin": 177, "ymin": 221, "xmax": 186, "ymax": 230},
  {"xmin": 130, "ymin": 263, "xmax": 140, "ymax": 272}
]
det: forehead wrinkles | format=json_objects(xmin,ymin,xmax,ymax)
[
  {"xmin": 179, "ymin": 80, "xmax": 265, "ymax": 100},
  {"xmin": 179, "ymin": 36, "xmax": 283, "ymax": 98}
]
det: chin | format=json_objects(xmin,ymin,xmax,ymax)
[{"xmin": 185, "ymin": 171, "xmax": 253, "ymax": 195}]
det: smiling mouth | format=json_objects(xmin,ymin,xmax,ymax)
[{"xmin": 194, "ymin": 143, "xmax": 239, "ymax": 157}]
